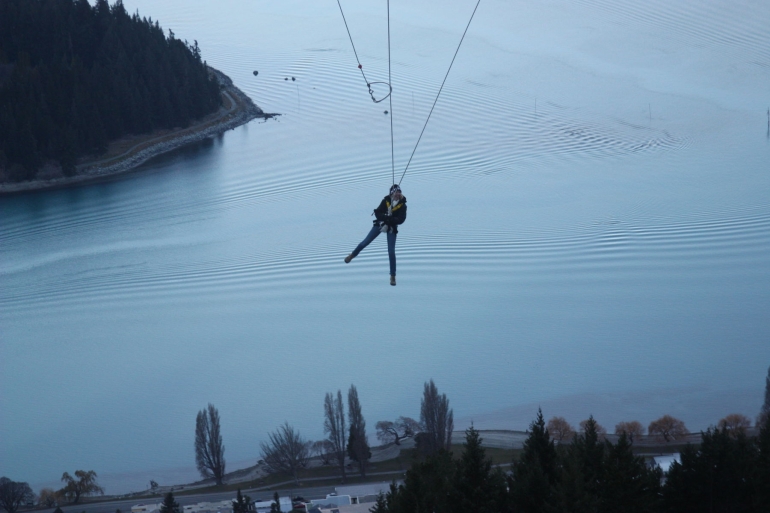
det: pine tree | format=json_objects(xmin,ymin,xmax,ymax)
[
  {"xmin": 233, "ymin": 489, "xmax": 251, "ymax": 513},
  {"xmin": 663, "ymin": 427, "xmax": 758, "ymax": 513},
  {"xmin": 269, "ymin": 492, "xmax": 281, "ymax": 513},
  {"xmin": 509, "ymin": 409, "xmax": 559, "ymax": 513},
  {"xmin": 388, "ymin": 451, "xmax": 455, "ymax": 513},
  {"xmin": 601, "ymin": 433, "xmax": 661, "ymax": 513},
  {"xmin": 346, "ymin": 384, "xmax": 371, "ymax": 476},
  {"xmin": 553, "ymin": 416, "xmax": 605, "ymax": 513},
  {"xmin": 369, "ymin": 493, "xmax": 388, "ymax": 513},
  {"xmin": 755, "ymin": 419, "xmax": 770, "ymax": 511},
  {"xmin": 159, "ymin": 492, "xmax": 181, "ymax": 513},
  {"xmin": 451, "ymin": 426, "xmax": 506, "ymax": 513}
]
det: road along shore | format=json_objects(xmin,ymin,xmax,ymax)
[{"xmin": 0, "ymin": 68, "xmax": 276, "ymax": 195}]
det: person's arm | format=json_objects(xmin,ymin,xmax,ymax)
[{"xmin": 373, "ymin": 197, "xmax": 388, "ymax": 221}]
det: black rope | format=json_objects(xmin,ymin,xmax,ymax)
[
  {"xmin": 399, "ymin": 0, "xmax": 481, "ymax": 185},
  {"xmin": 336, "ymin": 0, "xmax": 392, "ymax": 104},
  {"xmin": 387, "ymin": 0, "xmax": 395, "ymax": 184}
]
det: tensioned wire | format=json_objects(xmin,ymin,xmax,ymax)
[
  {"xmin": 399, "ymin": 0, "xmax": 482, "ymax": 185},
  {"xmin": 334, "ymin": 0, "xmax": 482, "ymax": 188}
]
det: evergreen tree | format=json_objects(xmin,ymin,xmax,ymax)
[
  {"xmin": 369, "ymin": 492, "xmax": 388, "ymax": 513},
  {"xmin": 346, "ymin": 384, "xmax": 371, "ymax": 476},
  {"xmin": 755, "ymin": 419, "xmax": 770, "ymax": 511},
  {"xmin": 0, "ymin": 0, "xmax": 222, "ymax": 181},
  {"xmin": 159, "ymin": 492, "xmax": 181, "ymax": 513},
  {"xmin": 552, "ymin": 416, "xmax": 605, "ymax": 513},
  {"xmin": 663, "ymin": 427, "xmax": 757, "ymax": 513},
  {"xmin": 387, "ymin": 451, "xmax": 455, "ymax": 513},
  {"xmin": 233, "ymin": 489, "xmax": 252, "ymax": 513},
  {"xmin": 759, "ymin": 365, "xmax": 770, "ymax": 428},
  {"xmin": 269, "ymin": 492, "xmax": 281, "ymax": 513},
  {"xmin": 509, "ymin": 409, "xmax": 559, "ymax": 513},
  {"xmin": 601, "ymin": 433, "xmax": 661, "ymax": 513},
  {"xmin": 451, "ymin": 426, "xmax": 506, "ymax": 513}
]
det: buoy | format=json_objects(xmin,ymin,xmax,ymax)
[
  {"xmin": 253, "ymin": 70, "xmax": 258, "ymax": 76},
  {"xmin": 284, "ymin": 77, "xmax": 288, "ymax": 80},
  {"xmin": 292, "ymin": 77, "xmax": 296, "ymax": 81},
  {"xmin": 384, "ymin": 110, "xmax": 388, "ymax": 115}
]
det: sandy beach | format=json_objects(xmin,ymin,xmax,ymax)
[{"xmin": 0, "ymin": 68, "xmax": 274, "ymax": 195}]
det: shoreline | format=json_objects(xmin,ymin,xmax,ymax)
[{"xmin": 0, "ymin": 68, "xmax": 276, "ymax": 195}]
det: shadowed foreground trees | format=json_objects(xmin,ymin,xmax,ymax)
[
  {"xmin": 372, "ymin": 410, "xmax": 770, "ymax": 513},
  {"xmin": 159, "ymin": 492, "xmax": 181, "ymax": 513},
  {"xmin": 663, "ymin": 427, "xmax": 760, "ymax": 513},
  {"xmin": 759, "ymin": 365, "xmax": 770, "ymax": 428},
  {"xmin": 195, "ymin": 403, "xmax": 226, "ymax": 485},
  {"xmin": 509, "ymin": 409, "xmax": 558, "ymax": 513}
]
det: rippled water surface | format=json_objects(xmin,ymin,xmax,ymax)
[{"xmin": 2, "ymin": 0, "xmax": 770, "ymax": 493}]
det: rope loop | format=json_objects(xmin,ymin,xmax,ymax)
[{"xmin": 367, "ymin": 81, "xmax": 392, "ymax": 103}]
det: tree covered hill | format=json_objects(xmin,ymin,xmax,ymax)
[{"xmin": 0, "ymin": 0, "xmax": 223, "ymax": 182}]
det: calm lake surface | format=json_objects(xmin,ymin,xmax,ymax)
[{"xmin": 2, "ymin": 0, "xmax": 770, "ymax": 494}]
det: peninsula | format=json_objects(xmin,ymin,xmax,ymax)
[{"xmin": 0, "ymin": 0, "xmax": 276, "ymax": 194}]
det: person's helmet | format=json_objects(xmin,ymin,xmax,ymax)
[{"xmin": 390, "ymin": 184, "xmax": 402, "ymax": 195}]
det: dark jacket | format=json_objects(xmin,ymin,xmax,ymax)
[{"xmin": 373, "ymin": 195, "xmax": 407, "ymax": 234}]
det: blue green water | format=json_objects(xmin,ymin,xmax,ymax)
[{"xmin": 2, "ymin": 0, "xmax": 769, "ymax": 494}]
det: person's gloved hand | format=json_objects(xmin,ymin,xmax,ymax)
[{"xmin": 380, "ymin": 222, "xmax": 389, "ymax": 233}]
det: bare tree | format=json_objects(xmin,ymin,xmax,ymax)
[
  {"xmin": 0, "ymin": 477, "xmax": 35, "ymax": 513},
  {"xmin": 347, "ymin": 384, "xmax": 371, "ymax": 477},
  {"xmin": 59, "ymin": 470, "xmax": 103, "ymax": 504},
  {"xmin": 376, "ymin": 416, "xmax": 421, "ymax": 445},
  {"xmin": 310, "ymin": 440, "xmax": 333, "ymax": 465},
  {"xmin": 648, "ymin": 415, "xmax": 689, "ymax": 442},
  {"xmin": 718, "ymin": 413, "xmax": 751, "ymax": 437},
  {"xmin": 546, "ymin": 416, "xmax": 575, "ymax": 443},
  {"xmin": 37, "ymin": 488, "xmax": 58, "ymax": 508},
  {"xmin": 324, "ymin": 390, "xmax": 347, "ymax": 482},
  {"xmin": 614, "ymin": 421, "xmax": 644, "ymax": 442},
  {"xmin": 417, "ymin": 379, "xmax": 454, "ymax": 456},
  {"xmin": 259, "ymin": 422, "xmax": 309, "ymax": 485},
  {"xmin": 195, "ymin": 404, "xmax": 226, "ymax": 485}
]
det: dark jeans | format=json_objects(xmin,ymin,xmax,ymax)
[{"xmin": 352, "ymin": 224, "xmax": 397, "ymax": 275}]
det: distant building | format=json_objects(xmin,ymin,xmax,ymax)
[
  {"xmin": 132, "ymin": 503, "xmax": 160, "ymax": 513},
  {"xmin": 253, "ymin": 497, "xmax": 292, "ymax": 513},
  {"xmin": 334, "ymin": 483, "xmax": 397, "ymax": 505},
  {"xmin": 309, "ymin": 495, "xmax": 352, "ymax": 509},
  {"xmin": 182, "ymin": 500, "xmax": 234, "ymax": 513}
]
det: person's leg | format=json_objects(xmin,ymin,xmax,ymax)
[
  {"xmin": 351, "ymin": 225, "xmax": 381, "ymax": 258},
  {"xmin": 387, "ymin": 231, "xmax": 397, "ymax": 276}
]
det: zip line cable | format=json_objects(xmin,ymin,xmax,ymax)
[
  {"xmin": 387, "ymin": 0, "xmax": 395, "ymax": 185},
  {"xmin": 335, "ymin": 0, "xmax": 392, "ymax": 103},
  {"xmin": 335, "ymin": 0, "xmax": 481, "ymax": 186},
  {"xmin": 399, "ymin": 0, "xmax": 481, "ymax": 185}
]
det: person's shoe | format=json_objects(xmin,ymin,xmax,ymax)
[
  {"xmin": 390, "ymin": 275, "xmax": 396, "ymax": 286},
  {"xmin": 344, "ymin": 254, "xmax": 354, "ymax": 264}
]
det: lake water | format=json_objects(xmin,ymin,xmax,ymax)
[{"xmin": 2, "ymin": 0, "xmax": 770, "ymax": 495}]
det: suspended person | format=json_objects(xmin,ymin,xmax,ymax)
[{"xmin": 345, "ymin": 184, "xmax": 407, "ymax": 286}]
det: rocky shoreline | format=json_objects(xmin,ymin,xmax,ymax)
[{"xmin": 0, "ymin": 68, "xmax": 276, "ymax": 195}]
